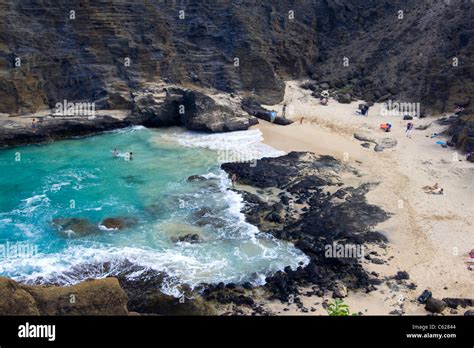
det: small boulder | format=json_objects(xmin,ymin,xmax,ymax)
[
  {"xmin": 337, "ymin": 93, "xmax": 352, "ymax": 104},
  {"xmin": 394, "ymin": 271, "xmax": 410, "ymax": 280},
  {"xmin": 100, "ymin": 217, "xmax": 138, "ymax": 230},
  {"xmin": 332, "ymin": 283, "xmax": 348, "ymax": 298},
  {"xmin": 417, "ymin": 289, "xmax": 432, "ymax": 304},
  {"xmin": 171, "ymin": 233, "xmax": 202, "ymax": 243},
  {"xmin": 187, "ymin": 175, "xmax": 207, "ymax": 182},
  {"xmin": 425, "ymin": 298, "xmax": 447, "ymax": 313},
  {"xmin": 371, "ymin": 258, "xmax": 384, "ymax": 265}
]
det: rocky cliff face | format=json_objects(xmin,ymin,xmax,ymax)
[{"xmin": 1, "ymin": 0, "xmax": 471, "ymax": 116}]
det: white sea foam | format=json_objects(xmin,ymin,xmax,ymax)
[
  {"xmin": 0, "ymin": 126, "xmax": 310, "ymax": 296},
  {"xmin": 1, "ymin": 241, "xmax": 307, "ymax": 296},
  {"xmin": 162, "ymin": 128, "xmax": 284, "ymax": 160}
]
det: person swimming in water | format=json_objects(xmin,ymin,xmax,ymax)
[{"xmin": 112, "ymin": 148, "xmax": 119, "ymax": 157}]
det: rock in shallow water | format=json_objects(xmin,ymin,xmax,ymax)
[
  {"xmin": 171, "ymin": 233, "xmax": 202, "ymax": 244},
  {"xmin": 100, "ymin": 217, "xmax": 138, "ymax": 230},
  {"xmin": 51, "ymin": 217, "xmax": 100, "ymax": 238}
]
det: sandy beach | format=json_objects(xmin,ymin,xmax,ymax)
[{"xmin": 253, "ymin": 81, "xmax": 474, "ymax": 315}]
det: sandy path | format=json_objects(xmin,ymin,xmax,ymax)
[{"xmin": 253, "ymin": 81, "xmax": 473, "ymax": 315}]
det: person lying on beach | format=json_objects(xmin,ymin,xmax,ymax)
[
  {"xmin": 425, "ymin": 187, "xmax": 444, "ymax": 195},
  {"xmin": 422, "ymin": 183, "xmax": 439, "ymax": 191},
  {"xmin": 380, "ymin": 123, "xmax": 391, "ymax": 132},
  {"xmin": 320, "ymin": 97, "xmax": 328, "ymax": 106}
]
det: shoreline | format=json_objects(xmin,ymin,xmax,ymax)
[
  {"xmin": 0, "ymin": 81, "xmax": 472, "ymax": 316},
  {"xmin": 248, "ymin": 80, "xmax": 473, "ymax": 315}
]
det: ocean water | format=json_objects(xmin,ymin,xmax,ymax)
[{"xmin": 0, "ymin": 126, "xmax": 308, "ymax": 295}]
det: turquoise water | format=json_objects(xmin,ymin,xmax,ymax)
[{"xmin": 0, "ymin": 126, "xmax": 308, "ymax": 294}]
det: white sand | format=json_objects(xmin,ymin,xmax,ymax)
[{"xmin": 255, "ymin": 80, "xmax": 473, "ymax": 315}]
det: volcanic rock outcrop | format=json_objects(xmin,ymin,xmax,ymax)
[{"xmin": 221, "ymin": 152, "xmax": 390, "ymax": 301}]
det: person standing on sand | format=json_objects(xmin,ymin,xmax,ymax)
[
  {"xmin": 406, "ymin": 122, "xmax": 414, "ymax": 138},
  {"xmin": 300, "ymin": 116, "xmax": 304, "ymax": 125},
  {"xmin": 31, "ymin": 118, "xmax": 37, "ymax": 133},
  {"xmin": 231, "ymin": 173, "xmax": 237, "ymax": 188},
  {"xmin": 282, "ymin": 103, "xmax": 287, "ymax": 119}
]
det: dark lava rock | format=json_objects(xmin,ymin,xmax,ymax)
[
  {"xmin": 337, "ymin": 93, "xmax": 352, "ymax": 104},
  {"xmin": 187, "ymin": 175, "xmax": 207, "ymax": 182},
  {"xmin": 371, "ymin": 258, "xmax": 385, "ymax": 265},
  {"xmin": 448, "ymin": 114, "xmax": 474, "ymax": 154},
  {"xmin": 51, "ymin": 217, "xmax": 100, "ymax": 238},
  {"xmin": 193, "ymin": 207, "xmax": 213, "ymax": 218},
  {"xmin": 195, "ymin": 217, "xmax": 226, "ymax": 228},
  {"xmin": 394, "ymin": 271, "xmax": 410, "ymax": 280},
  {"xmin": 223, "ymin": 151, "xmax": 390, "ymax": 302},
  {"xmin": 425, "ymin": 298, "xmax": 447, "ymax": 313},
  {"xmin": 241, "ymin": 98, "xmax": 293, "ymax": 125},
  {"xmin": 417, "ymin": 289, "xmax": 433, "ymax": 304},
  {"xmin": 442, "ymin": 298, "xmax": 474, "ymax": 309},
  {"xmin": 0, "ymin": 117, "xmax": 133, "ymax": 149},
  {"xmin": 171, "ymin": 233, "xmax": 202, "ymax": 244},
  {"xmin": 100, "ymin": 217, "xmax": 138, "ymax": 230}
]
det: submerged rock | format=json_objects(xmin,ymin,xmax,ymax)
[
  {"xmin": 100, "ymin": 217, "xmax": 138, "ymax": 230},
  {"xmin": 171, "ymin": 233, "xmax": 202, "ymax": 244},
  {"xmin": 51, "ymin": 217, "xmax": 100, "ymax": 238},
  {"xmin": 187, "ymin": 175, "xmax": 207, "ymax": 182}
]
